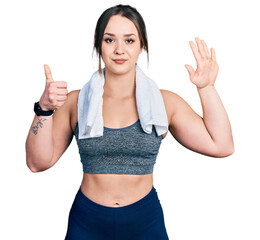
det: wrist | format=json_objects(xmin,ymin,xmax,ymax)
[
  {"xmin": 34, "ymin": 101, "xmax": 54, "ymax": 116},
  {"xmin": 38, "ymin": 100, "xmax": 50, "ymax": 111},
  {"xmin": 197, "ymin": 84, "xmax": 215, "ymax": 93}
]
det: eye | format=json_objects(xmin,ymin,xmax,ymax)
[
  {"xmin": 126, "ymin": 39, "xmax": 134, "ymax": 44},
  {"xmin": 104, "ymin": 38, "xmax": 113, "ymax": 43}
]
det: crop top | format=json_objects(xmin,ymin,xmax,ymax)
[{"xmin": 74, "ymin": 119, "xmax": 163, "ymax": 175}]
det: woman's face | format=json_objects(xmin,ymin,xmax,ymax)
[{"xmin": 101, "ymin": 15, "xmax": 142, "ymax": 75}]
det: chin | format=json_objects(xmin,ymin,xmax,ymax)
[{"xmin": 106, "ymin": 63, "xmax": 135, "ymax": 75}]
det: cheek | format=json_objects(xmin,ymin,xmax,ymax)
[
  {"xmin": 129, "ymin": 47, "xmax": 141, "ymax": 59},
  {"xmin": 101, "ymin": 45, "xmax": 106, "ymax": 56},
  {"xmin": 101, "ymin": 45, "xmax": 114, "ymax": 58}
]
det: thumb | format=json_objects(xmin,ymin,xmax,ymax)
[
  {"xmin": 184, "ymin": 64, "xmax": 195, "ymax": 79},
  {"xmin": 44, "ymin": 64, "xmax": 54, "ymax": 83}
]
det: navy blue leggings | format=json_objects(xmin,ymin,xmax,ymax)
[{"xmin": 65, "ymin": 185, "xmax": 169, "ymax": 240}]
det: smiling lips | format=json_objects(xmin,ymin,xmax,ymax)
[{"xmin": 113, "ymin": 59, "xmax": 127, "ymax": 64}]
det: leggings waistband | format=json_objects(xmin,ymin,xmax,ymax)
[{"xmin": 76, "ymin": 185, "xmax": 160, "ymax": 216}]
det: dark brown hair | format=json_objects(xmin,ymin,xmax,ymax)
[{"xmin": 93, "ymin": 4, "xmax": 149, "ymax": 73}]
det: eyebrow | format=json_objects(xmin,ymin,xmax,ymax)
[{"xmin": 103, "ymin": 33, "xmax": 136, "ymax": 37}]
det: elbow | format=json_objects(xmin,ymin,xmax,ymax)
[
  {"xmin": 25, "ymin": 141, "xmax": 54, "ymax": 173},
  {"xmin": 27, "ymin": 164, "xmax": 43, "ymax": 173},
  {"xmin": 220, "ymin": 148, "xmax": 234, "ymax": 158},
  {"xmin": 214, "ymin": 143, "xmax": 235, "ymax": 158},
  {"xmin": 26, "ymin": 156, "xmax": 52, "ymax": 173},
  {"xmin": 26, "ymin": 161, "xmax": 45, "ymax": 173},
  {"xmin": 28, "ymin": 167, "xmax": 41, "ymax": 173},
  {"xmin": 27, "ymin": 164, "xmax": 51, "ymax": 173},
  {"xmin": 26, "ymin": 161, "xmax": 39, "ymax": 173}
]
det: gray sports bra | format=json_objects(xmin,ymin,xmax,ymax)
[{"xmin": 74, "ymin": 119, "xmax": 163, "ymax": 175}]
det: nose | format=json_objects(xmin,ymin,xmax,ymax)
[{"xmin": 114, "ymin": 40, "xmax": 125, "ymax": 55}]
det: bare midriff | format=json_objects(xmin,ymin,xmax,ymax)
[{"xmin": 80, "ymin": 173, "xmax": 153, "ymax": 207}]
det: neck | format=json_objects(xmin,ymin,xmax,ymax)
[{"xmin": 103, "ymin": 66, "xmax": 136, "ymax": 100}]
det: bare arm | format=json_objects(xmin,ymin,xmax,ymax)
[
  {"xmin": 197, "ymin": 85, "xmax": 233, "ymax": 153},
  {"xmin": 164, "ymin": 89, "xmax": 233, "ymax": 157},
  {"xmin": 26, "ymin": 114, "xmax": 54, "ymax": 172},
  {"xmin": 25, "ymin": 64, "xmax": 75, "ymax": 172},
  {"xmin": 164, "ymin": 37, "xmax": 234, "ymax": 157}
]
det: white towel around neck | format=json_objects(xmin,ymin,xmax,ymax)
[{"xmin": 77, "ymin": 64, "xmax": 168, "ymax": 139}]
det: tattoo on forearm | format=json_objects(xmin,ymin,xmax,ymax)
[{"xmin": 32, "ymin": 117, "xmax": 47, "ymax": 135}]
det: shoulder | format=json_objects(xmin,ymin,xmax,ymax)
[
  {"xmin": 62, "ymin": 90, "xmax": 80, "ymax": 111},
  {"xmin": 53, "ymin": 90, "xmax": 80, "ymax": 129},
  {"xmin": 67, "ymin": 89, "xmax": 80, "ymax": 103},
  {"xmin": 160, "ymin": 89, "xmax": 180, "ymax": 101},
  {"xmin": 53, "ymin": 90, "xmax": 79, "ymax": 119},
  {"xmin": 160, "ymin": 89, "xmax": 188, "ymax": 121},
  {"xmin": 66, "ymin": 90, "xmax": 80, "ymax": 129}
]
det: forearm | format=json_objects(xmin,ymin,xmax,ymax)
[
  {"xmin": 25, "ymin": 114, "xmax": 54, "ymax": 172},
  {"xmin": 197, "ymin": 85, "xmax": 234, "ymax": 154}
]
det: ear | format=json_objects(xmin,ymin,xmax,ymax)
[{"xmin": 139, "ymin": 48, "xmax": 143, "ymax": 54}]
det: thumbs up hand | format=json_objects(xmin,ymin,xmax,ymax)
[{"xmin": 39, "ymin": 64, "xmax": 68, "ymax": 111}]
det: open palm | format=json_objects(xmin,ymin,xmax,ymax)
[{"xmin": 185, "ymin": 37, "xmax": 219, "ymax": 89}]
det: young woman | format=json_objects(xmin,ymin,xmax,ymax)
[{"xmin": 26, "ymin": 4, "xmax": 234, "ymax": 240}]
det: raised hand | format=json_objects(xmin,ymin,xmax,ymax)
[
  {"xmin": 39, "ymin": 64, "xmax": 68, "ymax": 111},
  {"xmin": 185, "ymin": 37, "xmax": 219, "ymax": 89}
]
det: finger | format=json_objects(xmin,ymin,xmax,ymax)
[
  {"xmin": 184, "ymin": 64, "xmax": 195, "ymax": 78},
  {"xmin": 54, "ymin": 81, "xmax": 68, "ymax": 88},
  {"xmin": 211, "ymin": 48, "xmax": 216, "ymax": 61},
  {"xmin": 195, "ymin": 37, "xmax": 206, "ymax": 58},
  {"xmin": 56, "ymin": 95, "xmax": 68, "ymax": 101},
  {"xmin": 189, "ymin": 40, "xmax": 201, "ymax": 63},
  {"xmin": 44, "ymin": 64, "xmax": 54, "ymax": 83},
  {"xmin": 57, "ymin": 88, "xmax": 68, "ymax": 95},
  {"xmin": 56, "ymin": 101, "xmax": 66, "ymax": 108},
  {"xmin": 201, "ymin": 40, "xmax": 211, "ymax": 58}
]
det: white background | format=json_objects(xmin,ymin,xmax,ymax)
[{"xmin": 1, "ymin": 0, "xmax": 259, "ymax": 239}]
